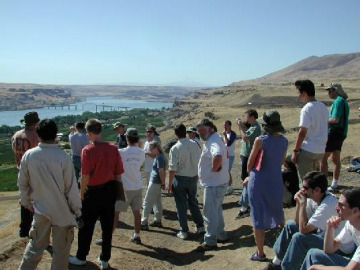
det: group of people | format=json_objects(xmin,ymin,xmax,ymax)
[{"xmin": 11, "ymin": 79, "xmax": 358, "ymax": 270}]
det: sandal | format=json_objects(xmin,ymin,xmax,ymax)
[{"xmin": 250, "ymin": 252, "xmax": 267, "ymax": 261}]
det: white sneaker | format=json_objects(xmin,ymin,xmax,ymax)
[
  {"xmin": 68, "ymin": 256, "xmax": 86, "ymax": 266},
  {"xmin": 97, "ymin": 257, "xmax": 110, "ymax": 270},
  {"xmin": 176, "ymin": 231, "xmax": 188, "ymax": 239},
  {"xmin": 196, "ymin": 226, "xmax": 205, "ymax": 234}
]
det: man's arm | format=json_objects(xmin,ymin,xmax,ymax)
[
  {"xmin": 80, "ymin": 175, "xmax": 89, "ymax": 201},
  {"xmin": 212, "ymin": 155, "xmax": 222, "ymax": 172},
  {"xmin": 292, "ymin": 127, "xmax": 308, "ymax": 164},
  {"xmin": 168, "ymin": 170, "xmax": 175, "ymax": 193},
  {"xmin": 296, "ymin": 193, "xmax": 317, "ymax": 233},
  {"xmin": 324, "ymin": 216, "xmax": 342, "ymax": 253},
  {"xmin": 17, "ymin": 157, "xmax": 33, "ymax": 212}
]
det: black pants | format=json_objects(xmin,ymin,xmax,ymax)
[
  {"xmin": 240, "ymin": 155, "xmax": 249, "ymax": 181},
  {"xmin": 76, "ymin": 181, "xmax": 116, "ymax": 262},
  {"xmin": 20, "ymin": 205, "xmax": 33, "ymax": 237}
]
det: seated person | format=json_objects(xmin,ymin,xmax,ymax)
[
  {"xmin": 346, "ymin": 156, "xmax": 360, "ymax": 173},
  {"xmin": 264, "ymin": 171, "xmax": 353, "ymax": 270},
  {"xmin": 300, "ymin": 188, "xmax": 359, "ymax": 270},
  {"xmin": 282, "ymin": 154, "xmax": 300, "ymax": 207}
]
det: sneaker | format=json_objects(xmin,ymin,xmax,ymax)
[
  {"xmin": 95, "ymin": 238, "xmax": 103, "ymax": 245},
  {"xmin": 130, "ymin": 235, "xmax": 142, "ymax": 244},
  {"xmin": 69, "ymin": 256, "xmax": 86, "ymax": 266},
  {"xmin": 196, "ymin": 226, "xmax": 205, "ymax": 234},
  {"xmin": 195, "ymin": 243, "xmax": 218, "ymax": 252},
  {"xmin": 176, "ymin": 231, "xmax": 188, "ymax": 239},
  {"xmin": 264, "ymin": 262, "xmax": 281, "ymax": 270},
  {"xmin": 149, "ymin": 220, "xmax": 162, "ymax": 227},
  {"xmin": 97, "ymin": 257, "xmax": 110, "ymax": 270},
  {"xmin": 346, "ymin": 165, "xmax": 356, "ymax": 172},
  {"xmin": 328, "ymin": 185, "xmax": 339, "ymax": 192},
  {"xmin": 235, "ymin": 210, "xmax": 250, "ymax": 219},
  {"xmin": 141, "ymin": 223, "xmax": 149, "ymax": 230}
]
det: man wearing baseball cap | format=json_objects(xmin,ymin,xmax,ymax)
[
  {"xmin": 320, "ymin": 83, "xmax": 349, "ymax": 192},
  {"xmin": 11, "ymin": 111, "xmax": 40, "ymax": 238}
]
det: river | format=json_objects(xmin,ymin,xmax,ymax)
[{"xmin": 0, "ymin": 96, "xmax": 172, "ymax": 126}]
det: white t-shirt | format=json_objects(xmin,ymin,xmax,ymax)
[
  {"xmin": 143, "ymin": 141, "xmax": 154, "ymax": 173},
  {"xmin": 337, "ymin": 221, "xmax": 360, "ymax": 262},
  {"xmin": 299, "ymin": 101, "xmax": 328, "ymax": 154},
  {"xmin": 198, "ymin": 132, "xmax": 229, "ymax": 187},
  {"xmin": 306, "ymin": 192, "xmax": 355, "ymax": 254},
  {"xmin": 119, "ymin": 146, "xmax": 145, "ymax": 190}
]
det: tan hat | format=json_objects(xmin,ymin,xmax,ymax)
[
  {"xmin": 113, "ymin": 122, "xmax": 126, "ymax": 130},
  {"xmin": 258, "ymin": 110, "xmax": 285, "ymax": 133},
  {"xmin": 326, "ymin": 83, "xmax": 348, "ymax": 100}
]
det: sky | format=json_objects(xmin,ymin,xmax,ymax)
[{"xmin": 1, "ymin": 0, "xmax": 360, "ymax": 87}]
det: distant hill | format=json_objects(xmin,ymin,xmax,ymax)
[
  {"xmin": 0, "ymin": 83, "xmax": 201, "ymax": 111},
  {"xmin": 231, "ymin": 52, "xmax": 360, "ymax": 86}
]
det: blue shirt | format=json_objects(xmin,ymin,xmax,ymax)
[{"xmin": 150, "ymin": 153, "xmax": 166, "ymax": 184}]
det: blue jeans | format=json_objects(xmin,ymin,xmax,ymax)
[
  {"xmin": 72, "ymin": 155, "xmax": 81, "ymax": 181},
  {"xmin": 300, "ymin": 248, "xmax": 350, "ymax": 270},
  {"xmin": 239, "ymin": 155, "xmax": 249, "ymax": 208},
  {"xmin": 273, "ymin": 220, "xmax": 324, "ymax": 270},
  {"xmin": 203, "ymin": 184, "xmax": 228, "ymax": 246},
  {"xmin": 172, "ymin": 175, "xmax": 204, "ymax": 232}
]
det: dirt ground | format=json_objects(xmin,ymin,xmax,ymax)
[{"xmin": 1, "ymin": 161, "xmax": 360, "ymax": 270}]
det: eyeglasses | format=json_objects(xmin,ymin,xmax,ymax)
[{"xmin": 302, "ymin": 185, "xmax": 310, "ymax": 190}]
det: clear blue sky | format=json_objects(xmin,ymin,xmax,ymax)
[{"xmin": 1, "ymin": 0, "xmax": 359, "ymax": 87}]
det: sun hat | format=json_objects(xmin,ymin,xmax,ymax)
[
  {"xmin": 258, "ymin": 110, "xmax": 285, "ymax": 133},
  {"xmin": 113, "ymin": 122, "xmax": 126, "ymax": 130},
  {"xmin": 186, "ymin": 126, "xmax": 197, "ymax": 133},
  {"xmin": 20, "ymin": 111, "xmax": 40, "ymax": 125},
  {"xmin": 146, "ymin": 125, "xmax": 159, "ymax": 136},
  {"xmin": 326, "ymin": 82, "xmax": 348, "ymax": 100}
]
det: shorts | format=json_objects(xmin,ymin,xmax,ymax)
[
  {"xmin": 325, "ymin": 135, "xmax": 345, "ymax": 152},
  {"xmin": 228, "ymin": 156, "xmax": 235, "ymax": 171},
  {"xmin": 115, "ymin": 189, "xmax": 142, "ymax": 212}
]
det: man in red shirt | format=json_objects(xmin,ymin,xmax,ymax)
[{"xmin": 69, "ymin": 119, "xmax": 124, "ymax": 270}]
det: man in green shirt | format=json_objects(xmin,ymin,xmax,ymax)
[
  {"xmin": 236, "ymin": 109, "xmax": 261, "ymax": 218},
  {"xmin": 320, "ymin": 83, "xmax": 349, "ymax": 192}
]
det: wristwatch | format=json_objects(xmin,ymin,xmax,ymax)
[{"xmin": 293, "ymin": 149, "xmax": 300, "ymax": 153}]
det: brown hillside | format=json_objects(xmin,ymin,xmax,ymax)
[{"xmin": 231, "ymin": 52, "xmax": 360, "ymax": 86}]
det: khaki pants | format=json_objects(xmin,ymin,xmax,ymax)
[
  {"xmin": 297, "ymin": 149, "xmax": 324, "ymax": 181},
  {"xmin": 19, "ymin": 213, "xmax": 74, "ymax": 270}
]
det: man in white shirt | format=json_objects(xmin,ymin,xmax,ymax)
[
  {"xmin": 292, "ymin": 80, "xmax": 328, "ymax": 180},
  {"xmin": 116, "ymin": 128, "xmax": 145, "ymax": 244},
  {"xmin": 265, "ymin": 172, "xmax": 353, "ymax": 270},
  {"xmin": 301, "ymin": 188, "xmax": 360, "ymax": 270},
  {"xmin": 195, "ymin": 119, "xmax": 229, "ymax": 252},
  {"xmin": 168, "ymin": 124, "xmax": 204, "ymax": 240}
]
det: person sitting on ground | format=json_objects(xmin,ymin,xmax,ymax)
[
  {"xmin": 300, "ymin": 188, "xmax": 360, "ymax": 270},
  {"xmin": 282, "ymin": 154, "xmax": 300, "ymax": 207},
  {"xmin": 264, "ymin": 171, "xmax": 354, "ymax": 270},
  {"xmin": 346, "ymin": 156, "xmax": 360, "ymax": 173},
  {"xmin": 141, "ymin": 141, "xmax": 167, "ymax": 230}
]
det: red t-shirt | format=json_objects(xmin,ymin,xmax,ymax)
[{"xmin": 81, "ymin": 141, "xmax": 124, "ymax": 186}]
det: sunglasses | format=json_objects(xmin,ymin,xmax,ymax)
[
  {"xmin": 302, "ymin": 185, "xmax": 310, "ymax": 190},
  {"xmin": 146, "ymin": 130, "xmax": 154, "ymax": 133}
]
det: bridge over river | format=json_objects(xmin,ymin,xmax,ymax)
[{"xmin": 48, "ymin": 103, "xmax": 130, "ymax": 112}]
